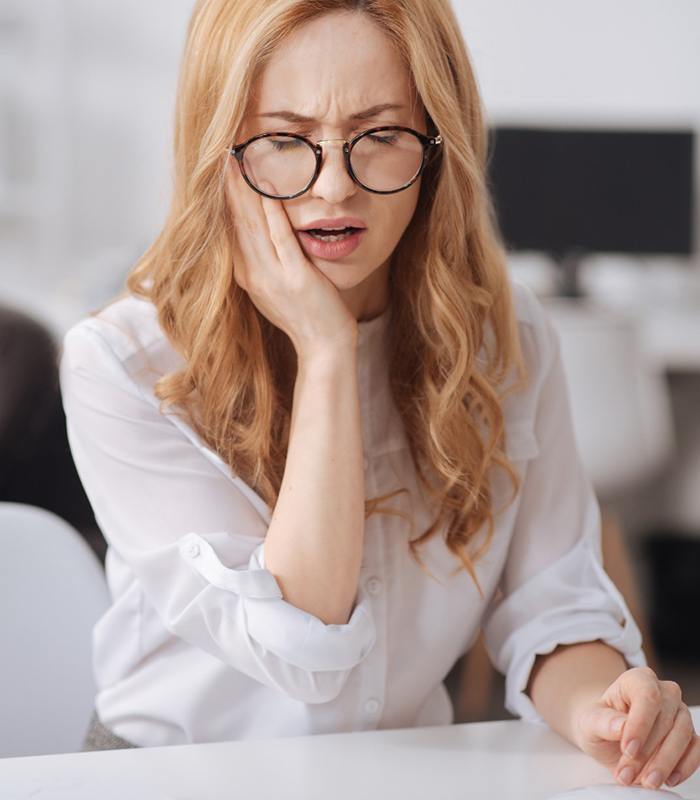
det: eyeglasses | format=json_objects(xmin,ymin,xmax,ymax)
[{"xmin": 229, "ymin": 125, "xmax": 443, "ymax": 200}]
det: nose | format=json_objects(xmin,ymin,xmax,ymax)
[{"xmin": 310, "ymin": 138, "xmax": 357, "ymax": 202}]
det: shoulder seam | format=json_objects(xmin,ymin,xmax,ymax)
[
  {"xmin": 66, "ymin": 294, "xmax": 162, "ymax": 360},
  {"xmin": 62, "ymin": 322, "xmax": 150, "ymax": 404}
]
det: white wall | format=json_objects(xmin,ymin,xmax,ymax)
[
  {"xmin": 455, "ymin": 0, "xmax": 700, "ymax": 127},
  {"xmin": 0, "ymin": 0, "xmax": 194, "ymax": 334},
  {"xmin": 457, "ymin": 0, "xmax": 700, "ymax": 281},
  {"xmin": 63, "ymin": 0, "xmax": 193, "ymax": 262}
]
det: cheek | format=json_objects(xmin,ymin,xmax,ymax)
[
  {"xmin": 362, "ymin": 197, "xmax": 419, "ymax": 267},
  {"xmin": 374, "ymin": 186, "xmax": 421, "ymax": 242}
]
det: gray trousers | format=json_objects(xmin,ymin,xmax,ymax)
[{"xmin": 81, "ymin": 710, "xmax": 139, "ymax": 751}]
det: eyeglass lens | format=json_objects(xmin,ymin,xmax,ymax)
[{"xmin": 241, "ymin": 129, "xmax": 424, "ymax": 197}]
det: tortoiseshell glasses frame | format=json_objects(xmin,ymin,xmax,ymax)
[{"xmin": 229, "ymin": 125, "xmax": 444, "ymax": 200}]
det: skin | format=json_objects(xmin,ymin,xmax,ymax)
[
  {"xmin": 224, "ymin": 9, "xmax": 700, "ymax": 788},
  {"xmin": 222, "ymin": 9, "xmax": 428, "ymax": 628},
  {"xmin": 528, "ymin": 644, "xmax": 700, "ymax": 788},
  {"xmin": 229, "ymin": 9, "xmax": 427, "ymax": 336}
]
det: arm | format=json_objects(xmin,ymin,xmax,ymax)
[
  {"xmin": 263, "ymin": 344, "xmax": 365, "ymax": 625},
  {"xmin": 526, "ymin": 640, "xmax": 628, "ymax": 749},
  {"xmin": 481, "ymin": 283, "xmax": 646, "ymax": 724},
  {"xmin": 527, "ymin": 638, "xmax": 700, "ymax": 790},
  {"xmin": 59, "ymin": 322, "xmax": 375, "ymax": 704}
]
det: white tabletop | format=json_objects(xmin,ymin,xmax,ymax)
[{"xmin": 1, "ymin": 707, "xmax": 699, "ymax": 800}]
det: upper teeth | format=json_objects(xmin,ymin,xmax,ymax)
[{"xmin": 320, "ymin": 226, "xmax": 346, "ymax": 231}]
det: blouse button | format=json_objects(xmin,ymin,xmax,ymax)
[
  {"xmin": 364, "ymin": 698, "xmax": 381, "ymax": 714},
  {"xmin": 184, "ymin": 542, "xmax": 201, "ymax": 559},
  {"xmin": 366, "ymin": 577, "xmax": 382, "ymax": 595}
]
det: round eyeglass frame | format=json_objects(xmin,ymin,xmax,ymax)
[{"xmin": 229, "ymin": 125, "xmax": 443, "ymax": 200}]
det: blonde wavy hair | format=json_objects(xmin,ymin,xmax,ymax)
[{"xmin": 114, "ymin": 0, "xmax": 529, "ymax": 598}]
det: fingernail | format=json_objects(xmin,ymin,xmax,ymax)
[
  {"xmin": 611, "ymin": 716, "xmax": 625, "ymax": 733},
  {"xmin": 667, "ymin": 771, "xmax": 681, "ymax": 786},
  {"xmin": 618, "ymin": 766, "xmax": 635, "ymax": 784},
  {"xmin": 644, "ymin": 770, "xmax": 662, "ymax": 789},
  {"xmin": 625, "ymin": 739, "xmax": 640, "ymax": 757}
]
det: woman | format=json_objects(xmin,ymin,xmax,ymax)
[{"xmin": 60, "ymin": 0, "xmax": 699, "ymax": 789}]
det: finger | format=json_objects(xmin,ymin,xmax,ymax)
[
  {"xmin": 614, "ymin": 678, "xmax": 679, "ymax": 785},
  {"xmin": 225, "ymin": 156, "xmax": 250, "ymax": 224},
  {"xmin": 636, "ymin": 704, "xmax": 695, "ymax": 789},
  {"xmin": 666, "ymin": 733, "xmax": 700, "ymax": 788},
  {"xmin": 226, "ymin": 156, "xmax": 263, "ymax": 235},
  {"xmin": 226, "ymin": 159, "xmax": 254, "ymax": 289},
  {"xmin": 231, "ymin": 234, "xmax": 249, "ymax": 291},
  {"xmin": 617, "ymin": 668, "xmax": 664, "ymax": 761},
  {"xmin": 579, "ymin": 705, "xmax": 628, "ymax": 745},
  {"xmin": 631, "ymin": 682, "xmax": 684, "ymax": 763},
  {"xmin": 629, "ymin": 681, "xmax": 683, "ymax": 762},
  {"xmin": 258, "ymin": 180, "xmax": 308, "ymax": 271},
  {"xmin": 615, "ymin": 703, "xmax": 671, "ymax": 786},
  {"xmin": 226, "ymin": 162, "xmax": 279, "ymax": 288}
]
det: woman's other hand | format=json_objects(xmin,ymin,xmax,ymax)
[
  {"xmin": 574, "ymin": 666, "xmax": 700, "ymax": 790},
  {"xmin": 225, "ymin": 158, "xmax": 358, "ymax": 360}
]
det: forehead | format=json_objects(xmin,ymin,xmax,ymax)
[{"xmin": 251, "ymin": 11, "xmax": 417, "ymax": 118}]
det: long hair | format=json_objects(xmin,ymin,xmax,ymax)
[{"xmin": 112, "ymin": 0, "xmax": 529, "ymax": 598}]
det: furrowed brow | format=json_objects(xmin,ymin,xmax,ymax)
[{"xmin": 254, "ymin": 102, "xmax": 405, "ymax": 123}]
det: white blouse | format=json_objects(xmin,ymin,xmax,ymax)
[{"xmin": 59, "ymin": 279, "xmax": 646, "ymax": 748}]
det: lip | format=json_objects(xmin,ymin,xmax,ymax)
[
  {"xmin": 296, "ymin": 216, "xmax": 367, "ymax": 231},
  {"xmin": 298, "ymin": 228, "xmax": 365, "ymax": 261}
]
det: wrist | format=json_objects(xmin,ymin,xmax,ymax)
[
  {"xmin": 297, "ymin": 339, "xmax": 357, "ymax": 375},
  {"xmin": 527, "ymin": 641, "xmax": 628, "ymax": 750}
]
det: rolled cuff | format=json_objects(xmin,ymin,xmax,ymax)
[
  {"xmin": 482, "ymin": 534, "xmax": 647, "ymax": 725},
  {"xmin": 179, "ymin": 531, "xmax": 377, "ymax": 674}
]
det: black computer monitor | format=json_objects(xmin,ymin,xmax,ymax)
[{"xmin": 486, "ymin": 126, "xmax": 695, "ymax": 296}]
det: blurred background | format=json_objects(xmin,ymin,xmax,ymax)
[{"xmin": 0, "ymin": 0, "xmax": 698, "ymax": 749}]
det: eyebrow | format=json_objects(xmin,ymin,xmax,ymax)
[{"xmin": 254, "ymin": 102, "xmax": 405, "ymax": 123}]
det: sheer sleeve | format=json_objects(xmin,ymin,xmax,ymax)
[
  {"xmin": 59, "ymin": 322, "xmax": 376, "ymax": 705},
  {"xmin": 481, "ymin": 296, "xmax": 647, "ymax": 725}
]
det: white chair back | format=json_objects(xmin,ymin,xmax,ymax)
[
  {"xmin": 0, "ymin": 502, "xmax": 110, "ymax": 757},
  {"xmin": 543, "ymin": 299, "xmax": 675, "ymax": 501}
]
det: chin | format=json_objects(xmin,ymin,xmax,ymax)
[
  {"xmin": 324, "ymin": 272, "xmax": 362, "ymax": 292},
  {"xmin": 318, "ymin": 269, "xmax": 366, "ymax": 289}
]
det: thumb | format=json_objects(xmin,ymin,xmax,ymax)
[{"xmin": 579, "ymin": 704, "xmax": 628, "ymax": 744}]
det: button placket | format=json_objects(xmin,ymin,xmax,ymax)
[{"xmin": 356, "ymin": 507, "xmax": 388, "ymax": 729}]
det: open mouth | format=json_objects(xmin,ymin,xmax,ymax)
[
  {"xmin": 297, "ymin": 227, "xmax": 365, "ymax": 260},
  {"xmin": 303, "ymin": 227, "xmax": 364, "ymax": 241}
]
